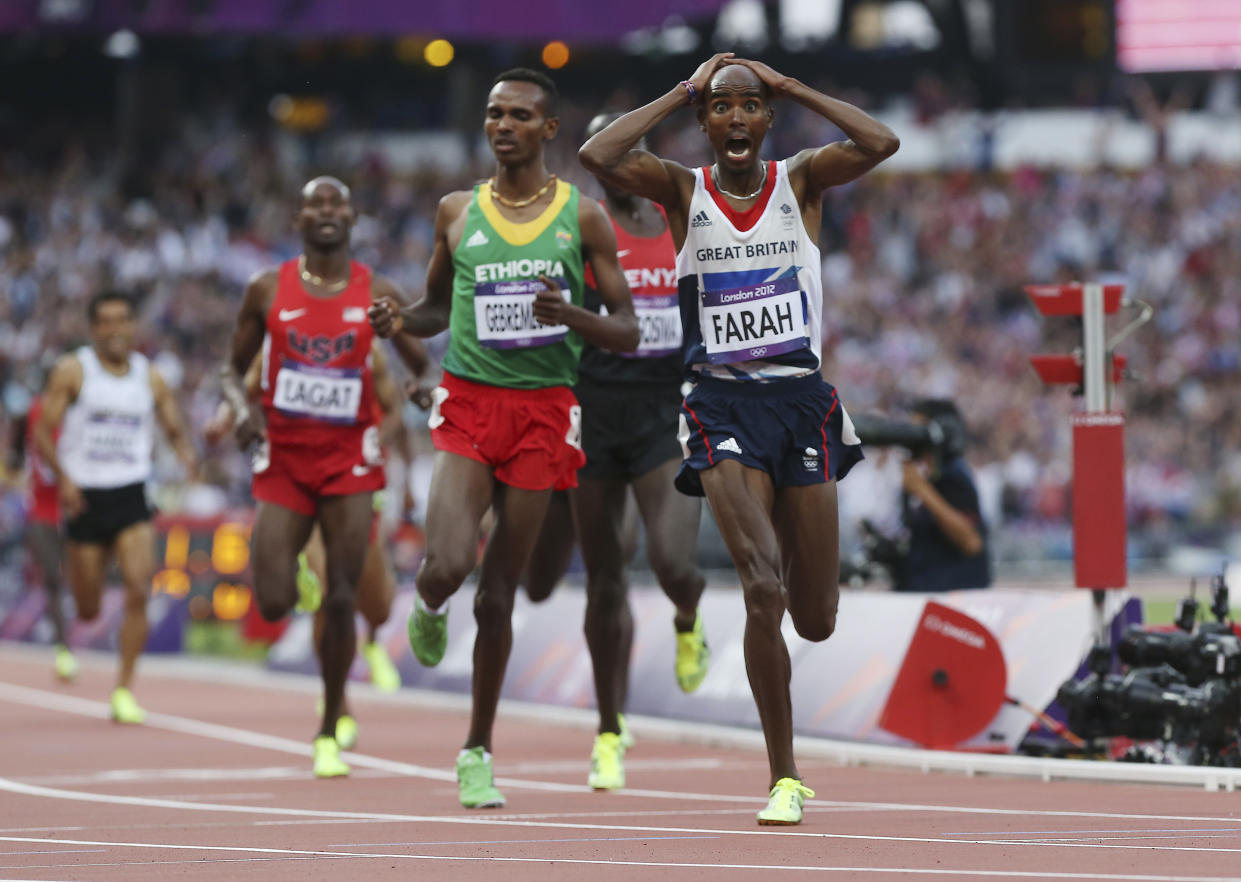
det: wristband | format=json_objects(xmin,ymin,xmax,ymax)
[{"xmin": 679, "ymin": 80, "xmax": 697, "ymax": 104}]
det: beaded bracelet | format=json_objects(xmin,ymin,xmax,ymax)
[{"xmin": 679, "ymin": 80, "xmax": 697, "ymax": 104}]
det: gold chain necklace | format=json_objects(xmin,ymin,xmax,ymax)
[
  {"xmin": 489, "ymin": 174, "xmax": 557, "ymax": 209},
  {"xmin": 712, "ymin": 162, "xmax": 767, "ymax": 200},
  {"xmin": 299, "ymin": 255, "xmax": 349, "ymax": 293}
]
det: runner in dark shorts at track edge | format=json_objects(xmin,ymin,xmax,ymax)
[
  {"xmin": 521, "ymin": 111, "xmax": 710, "ymax": 791},
  {"xmin": 35, "ymin": 291, "xmax": 199, "ymax": 723},
  {"xmin": 581, "ymin": 54, "xmax": 899, "ymax": 824},
  {"xmin": 369, "ymin": 68, "xmax": 639, "ymax": 809},
  {"xmin": 222, "ymin": 176, "xmax": 425, "ymax": 778}
]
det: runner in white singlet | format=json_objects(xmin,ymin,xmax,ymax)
[{"xmin": 580, "ymin": 54, "xmax": 899, "ymax": 826}]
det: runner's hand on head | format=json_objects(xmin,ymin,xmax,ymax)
[
  {"xmin": 368, "ymin": 297, "xmax": 404, "ymax": 338},
  {"xmin": 726, "ymin": 58, "xmax": 793, "ymax": 97},
  {"xmin": 533, "ymin": 275, "xmax": 566, "ymax": 326},
  {"xmin": 688, "ymin": 52, "xmax": 736, "ymax": 98},
  {"xmin": 58, "ymin": 478, "xmax": 84, "ymax": 521}
]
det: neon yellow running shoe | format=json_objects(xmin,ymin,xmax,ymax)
[
  {"xmin": 109, "ymin": 687, "xmax": 145, "ymax": 725},
  {"xmin": 675, "ymin": 612, "xmax": 710, "ymax": 693},
  {"xmin": 587, "ymin": 732, "xmax": 626, "ymax": 790},
  {"xmin": 363, "ymin": 640, "xmax": 402, "ymax": 692},
  {"xmin": 618, "ymin": 713, "xmax": 635, "ymax": 750},
  {"xmin": 53, "ymin": 645, "xmax": 78, "ymax": 682},
  {"xmin": 408, "ymin": 595, "xmax": 447, "ymax": 667},
  {"xmin": 295, "ymin": 553, "xmax": 322, "ymax": 614},
  {"xmin": 757, "ymin": 777, "xmax": 814, "ymax": 826},
  {"xmin": 456, "ymin": 747, "xmax": 505, "ymax": 808},
  {"xmin": 313, "ymin": 735, "xmax": 350, "ymax": 778},
  {"xmin": 335, "ymin": 714, "xmax": 358, "ymax": 750}
]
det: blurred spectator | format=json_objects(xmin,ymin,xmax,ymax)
[{"xmin": 3, "ymin": 97, "xmax": 1241, "ymax": 576}]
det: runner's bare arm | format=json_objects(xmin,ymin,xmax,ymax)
[
  {"xmin": 370, "ymin": 274, "xmax": 432, "ymax": 379},
  {"xmin": 222, "ymin": 269, "xmax": 276, "ymax": 446},
  {"xmin": 579, "ymin": 53, "xmax": 733, "ymax": 210},
  {"xmin": 242, "ymin": 351, "xmax": 262, "ymax": 400},
  {"xmin": 531, "ymin": 198, "xmax": 639, "ymax": 353},
  {"xmin": 369, "ymin": 193, "xmax": 468, "ymax": 339},
  {"xmin": 727, "ymin": 58, "xmax": 899, "ymax": 199},
  {"xmin": 34, "ymin": 355, "xmax": 84, "ymax": 518},
  {"xmin": 32, "ymin": 355, "xmax": 82, "ymax": 486},
  {"xmin": 370, "ymin": 343, "xmax": 399, "ymax": 415},
  {"xmin": 151, "ymin": 368, "xmax": 199, "ymax": 477}
]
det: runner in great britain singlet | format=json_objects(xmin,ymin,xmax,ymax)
[{"xmin": 676, "ymin": 159, "xmax": 821, "ymax": 382}]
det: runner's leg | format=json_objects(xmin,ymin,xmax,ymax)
[
  {"xmin": 314, "ymin": 492, "xmax": 373, "ymax": 740},
  {"xmin": 699, "ymin": 460, "xmax": 798, "ymax": 787},
  {"xmin": 113, "ymin": 521, "xmax": 155, "ymax": 690},
  {"xmin": 572, "ymin": 477, "xmax": 629, "ymax": 735},
  {"xmin": 464, "ymin": 482, "xmax": 553, "ymax": 751}
]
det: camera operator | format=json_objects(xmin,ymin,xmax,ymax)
[{"xmin": 853, "ymin": 399, "xmax": 992, "ymax": 593}]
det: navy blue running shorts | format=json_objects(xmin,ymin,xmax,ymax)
[{"xmin": 675, "ymin": 373, "xmax": 863, "ymax": 497}]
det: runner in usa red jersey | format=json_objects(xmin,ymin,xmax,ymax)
[
  {"xmin": 21, "ymin": 393, "xmax": 76, "ymax": 681},
  {"xmin": 222, "ymin": 176, "xmax": 422, "ymax": 778}
]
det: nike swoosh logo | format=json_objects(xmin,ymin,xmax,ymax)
[
  {"xmin": 616, "ymin": 249, "xmax": 631, "ymax": 258},
  {"xmin": 278, "ymin": 308, "xmax": 308, "ymax": 321},
  {"xmin": 352, "ymin": 464, "xmax": 371, "ymax": 476}
]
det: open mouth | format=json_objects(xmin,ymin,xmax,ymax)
[
  {"xmin": 317, "ymin": 222, "xmax": 338, "ymax": 233},
  {"xmin": 724, "ymin": 137, "xmax": 751, "ymax": 160}
]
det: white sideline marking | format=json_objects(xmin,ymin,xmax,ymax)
[{"xmin": 1, "ymin": 837, "xmax": 1241, "ymax": 880}]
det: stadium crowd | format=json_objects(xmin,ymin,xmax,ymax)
[{"xmin": 2, "ymin": 94, "xmax": 1239, "ymax": 574}]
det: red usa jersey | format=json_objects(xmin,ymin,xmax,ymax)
[{"xmin": 260, "ymin": 259, "xmax": 379, "ymax": 447}]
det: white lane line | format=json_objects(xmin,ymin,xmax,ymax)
[
  {"xmin": 1, "ymin": 837, "xmax": 1240, "ymax": 880},
  {"xmin": 7, "ymin": 782, "xmax": 1241, "ymax": 856},
  {"xmin": 6, "ymin": 678, "xmax": 1241, "ymax": 830},
  {"xmin": 13, "ymin": 766, "xmax": 312, "ymax": 786}
]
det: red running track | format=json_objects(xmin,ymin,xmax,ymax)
[{"xmin": 1, "ymin": 643, "xmax": 1240, "ymax": 882}]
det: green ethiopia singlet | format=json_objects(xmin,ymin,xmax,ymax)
[{"xmin": 443, "ymin": 179, "xmax": 585, "ymax": 389}]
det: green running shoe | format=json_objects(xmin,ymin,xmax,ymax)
[
  {"xmin": 363, "ymin": 640, "xmax": 402, "ymax": 691},
  {"xmin": 456, "ymin": 747, "xmax": 505, "ymax": 808},
  {"xmin": 109, "ymin": 687, "xmax": 145, "ymax": 725},
  {"xmin": 53, "ymin": 645, "xmax": 78, "ymax": 682},
  {"xmin": 313, "ymin": 735, "xmax": 350, "ymax": 778},
  {"xmin": 335, "ymin": 714, "xmax": 358, "ymax": 750},
  {"xmin": 408, "ymin": 595, "xmax": 447, "ymax": 667},
  {"xmin": 757, "ymin": 777, "xmax": 814, "ymax": 826},
  {"xmin": 675, "ymin": 611, "xmax": 710, "ymax": 693},
  {"xmin": 587, "ymin": 732, "xmax": 625, "ymax": 790},
  {"xmin": 295, "ymin": 553, "xmax": 322, "ymax": 614}
]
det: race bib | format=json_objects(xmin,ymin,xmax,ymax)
[
  {"xmin": 83, "ymin": 412, "xmax": 145, "ymax": 464},
  {"xmin": 701, "ymin": 276, "xmax": 809, "ymax": 364},
  {"xmin": 600, "ymin": 294, "xmax": 683, "ymax": 358},
  {"xmin": 626, "ymin": 294, "xmax": 682, "ymax": 358},
  {"xmin": 474, "ymin": 277, "xmax": 570, "ymax": 350},
  {"xmin": 273, "ymin": 362, "xmax": 362, "ymax": 423}
]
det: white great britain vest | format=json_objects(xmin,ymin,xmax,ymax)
[
  {"xmin": 59, "ymin": 346, "xmax": 155, "ymax": 489},
  {"xmin": 676, "ymin": 159, "xmax": 822, "ymax": 382}
]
